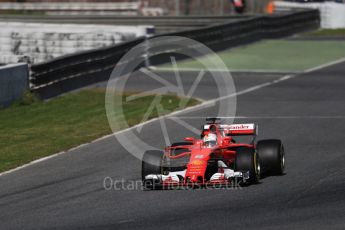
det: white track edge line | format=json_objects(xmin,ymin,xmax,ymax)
[{"xmin": 152, "ymin": 66, "xmax": 300, "ymax": 74}]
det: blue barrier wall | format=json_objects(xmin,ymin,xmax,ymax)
[{"xmin": 0, "ymin": 63, "xmax": 29, "ymax": 108}]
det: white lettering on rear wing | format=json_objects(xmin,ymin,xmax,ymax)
[{"xmin": 204, "ymin": 124, "xmax": 257, "ymax": 136}]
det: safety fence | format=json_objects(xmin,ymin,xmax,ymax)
[{"xmin": 30, "ymin": 10, "xmax": 320, "ymax": 99}]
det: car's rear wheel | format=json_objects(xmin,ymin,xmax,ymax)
[
  {"xmin": 142, "ymin": 150, "xmax": 164, "ymax": 189},
  {"xmin": 235, "ymin": 147, "xmax": 260, "ymax": 184},
  {"xmin": 257, "ymin": 139, "xmax": 285, "ymax": 175}
]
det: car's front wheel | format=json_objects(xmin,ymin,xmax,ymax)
[
  {"xmin": 142, "ymin": 150, "xmax": 164, "ymax": 189},
  {"xmin": 235, "ymin": 147, "xmax": 260, "ymax": 184}
]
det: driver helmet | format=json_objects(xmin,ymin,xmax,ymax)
[{"xmin": 203, "ymin": 133, "xmax": 217, "ymax": 148}]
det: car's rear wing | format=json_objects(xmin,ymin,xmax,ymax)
[{"xmin": 203, "ymin": 123, "xmax": 258, "ymax": 136}]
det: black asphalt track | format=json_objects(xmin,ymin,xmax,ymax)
[{"xmin": 0, "ymin": 62, "xmax": 344, "ymax": 230}]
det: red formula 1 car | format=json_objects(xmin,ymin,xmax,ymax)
[{"xmin": 142, "ymin": 118, "xmax": 285, "ymax": 190}]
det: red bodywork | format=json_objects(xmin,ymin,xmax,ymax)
[{"xmin": 161, "ymin": 123, "xmax": 257, "ymax": 187}]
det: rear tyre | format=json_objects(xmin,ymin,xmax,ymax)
[
  {"xmin": 235, "ymin": 147, "xmax": 260, "ymax": 184},
  {"xmin": 142, "ymin": 150, "xmax": 164, "ymax": 189},
  {"xmin": 257, "ymin": 139, "xmax": 285, "ymax": 176}
]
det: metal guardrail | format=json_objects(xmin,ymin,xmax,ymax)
[{"xmin": 30, "ymin": 10, "xmax": 320, "ymax": 99}]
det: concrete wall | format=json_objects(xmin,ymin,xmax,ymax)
[
  {"xmin": 275, "ymin": 1, "xmax": 345, "ymax": 29},
  {"xmin": 0, "ymin": 63, "xmax": 29, "ymax": 108},
  {"xmin": 0, "ymin": 2, "xmax": 140, "ymax": 16},
  {"xmin": 0, "ymin": 22, "xmax": 154, "ymax": 64},
  {"xmin": 0, "ymin": 2, "xmax": 165, "ymax": 16}
]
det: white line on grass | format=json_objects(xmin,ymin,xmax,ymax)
[
  {"xmin": 305, "ymin": 57, "xmax": 345, "ymax": 73},
  {"xmin": 152, "ymin": 66, "xmax": 301, "ymax": 74}
]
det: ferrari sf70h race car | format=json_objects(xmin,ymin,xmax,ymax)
[{"xmin": 142, "ymin": 118, "xmax": 285, "ymax": 190}]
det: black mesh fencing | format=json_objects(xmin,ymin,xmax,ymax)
[{"xmin": 30, "ymin": 10, "xmax": 320, "ymax": 99}]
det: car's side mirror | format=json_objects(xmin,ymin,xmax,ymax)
[
  {"xmin": 223, "ymin": 137, "xmax": 231, "ymax": 142},
  {"xmin": 223, "ymin": 137, "xmax": 231, "ymax": 144},
  {"xmin": 184, "ymin": 137, "xmax": 195, "ymax": 142}
]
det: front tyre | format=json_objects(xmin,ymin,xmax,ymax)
[
  {"xmin": 257, "ymin": 139, "xmax": 285, "ymax": 176},
  {"xmin": 142, "ymin": 150, "xmax": 164, "ymax": 189},
  {"xmin": 235, "ymin": 147, "xmax": 260, "ymax": 184}
]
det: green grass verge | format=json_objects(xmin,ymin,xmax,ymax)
[
  {"xmin": 159, "ymin": 40, "xmax": 345, "ymax": 72},
  {"xmin": 303, "ymin": 29, "xmax": 345, "ymax": 37},
  {"xmin": 0, "ymin": 89, "xmax": 200, "ymax": 173}
]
